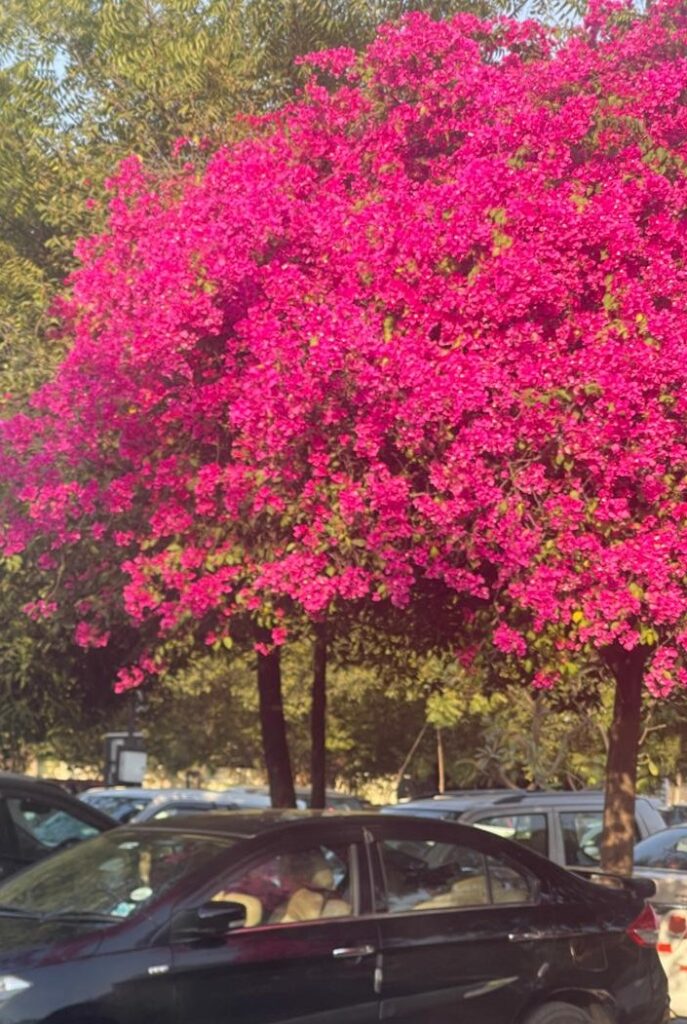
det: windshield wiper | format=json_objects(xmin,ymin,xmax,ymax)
[
  {"xmin": 41, "ymin": 910, "xmax": 120, "ymax": 924},
  {"xmin": 0, "ymin": 905, "xmax": 40, "ymax": 919}
]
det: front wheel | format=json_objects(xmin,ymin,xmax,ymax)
[{"xmin": 523, "ymin": 1003, "xmax": 593, "ymax": 1024}]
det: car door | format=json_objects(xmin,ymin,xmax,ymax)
[
  {"xmin": 369, "ymin": 818, "xmax": 558, "ymax": 1024},
  {"xmin": 171, "ymin": 826, "xmax": 380, "ymax": 1024}
]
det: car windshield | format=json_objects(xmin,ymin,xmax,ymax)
[
  {"xmin": 634, "ymin": 829, "xmax": 687, "ymax": 868},
  {"xmin": 0, "ymin": 829, "xmax": 235, "ymax": 921}
]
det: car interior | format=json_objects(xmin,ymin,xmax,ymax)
[{"xmin": 211, "ymin": 845, "xmax": 353, "ymax": 927}]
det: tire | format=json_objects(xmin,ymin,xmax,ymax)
[{"xmin": 523, "ymin": 1003, "xmax": 593, "ymax": 1024}]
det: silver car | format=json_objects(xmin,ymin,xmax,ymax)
[
  {"xmin": 633, "ymin": 826, "xmax": 687, "ymax": 1018},
  {"xmin": 383, "ymin": 789, "xmax": 666, "ymax": 868},
  {"xmin": 634, "ymin": 826, "xmax": 687, "ymax": 911}
]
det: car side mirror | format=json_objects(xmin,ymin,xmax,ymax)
[{"xmin": 172, "ymin": 900, "xmax": 247, "ymax": 943}]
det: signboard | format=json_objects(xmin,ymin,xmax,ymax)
[{"xmin": 103, "ymin": 732, "xmax": 146, "ymax": 786}]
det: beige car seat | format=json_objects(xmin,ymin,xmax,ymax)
[
  {"xmin": 412, "ymin": 874, "xmax": 489, "ymax": 911},
  {"xmin": 269, "ymin": 851, "xmax": 351, "ymax": 923}
]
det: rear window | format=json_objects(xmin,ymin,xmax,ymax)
[{"xmin": 634, "ymin": 829, "xmax": 687, "ymax": 869}]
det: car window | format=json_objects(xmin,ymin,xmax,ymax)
[
  {"xmin": 560, "ymin": 811, "xmax": 640, "ymax": 866},
  {"xmin": 6, "ymin": 797, "xmax": 101, "ymax": 855},
  {"xmin": 380, "ymin": 838, "xmax": 489, "ymax": 912},
  {"xmin": 559, "ymin": 811, "xmax": 604, "ymax": 865},
  {"xmin": 473, "ymin": 813, "xmax": 548, "ymax": 857},
  {"xmin": 379, "ymin": 839, "xmax": 537, "ymax": 913},
  {"xmin": 486, "ymin": 856, "xmax": 537, "ymax": 904},
  {"xmin": 635, "ymin": 829, "xmax": 687, "ymax": 868},
  {"xmin": 209, "ymin": 844, "xmax": 354, "ymax": 929}
]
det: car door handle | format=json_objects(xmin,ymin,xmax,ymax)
[{"xmin": 332, "ymin": 945, "xmax": 376, "ymax": 959}]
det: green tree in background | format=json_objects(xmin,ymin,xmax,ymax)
[
  {"xmin": 2, "ymin": 0, "xmax": 540, "ymax": 397},
  {"xmin": 0, "ymin": 0, "xmax": 583, "ymax": 397},
  {"xmin": 0, "ymin": 0, "xmax": 585, "ymax": 781}
]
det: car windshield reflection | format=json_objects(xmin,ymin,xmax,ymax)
[{"xmin": 0, "ymin": 830, "xmax": 235, "ymax": 922}]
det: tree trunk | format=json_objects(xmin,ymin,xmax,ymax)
[
  {"xmin": 394, "ymin": 721, "xmax": 429, "ymax": 798},
  {"xmin": 310, "ymin": 622, "xmax": 327, "ymax": 809},
  {"xmin": 436, "ymin": 727, "xmax": 446, "ymax": 794},
  {"xmin": 600, "ymin": 645, "xmax": 647, "ymax": 876},
  {"xmin": 255, "ymin": 629, "xmax": 296, "ymax": 807}
]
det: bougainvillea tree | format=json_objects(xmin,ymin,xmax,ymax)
[{"xmin": 4, "ymin": 0, "xmax": 687, "ymax": 864}]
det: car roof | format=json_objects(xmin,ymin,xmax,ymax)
[
  {"xmin": 83, "ymin": 787, "xmax": 157, "ymax": 799},
  {"xmin": 386, "ymin": 789, "xmax": 638, "ymax": 813},
  {"xmin": 144, "ymin": 789, "xmax": 237, "ymax": 805},
  {"xmin": 137, "ymin": 809, "xmax": 379, "ymax": 839}
]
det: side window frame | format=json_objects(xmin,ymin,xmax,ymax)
[{"xmin": 0, "ymin": 797, "xmax": 21, "ymax": 872}]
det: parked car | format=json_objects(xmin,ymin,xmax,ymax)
[
  {"xmin": 81, "ymin": 787, "xmax": 243, "ymax": 824},
  {"xmin": 296, "ymin": 787, "xmax": 374, "ymax": 810},
  {"xmin": 382, "ymin": 789, "xmax": 666, "ymax": 868},
  {"xmin": 0, "ymin": 772, "xmax": 113, "ymax": 881},
  {"xmin": 221, "ymin": 785, "xmax": 285, "ymax": 809},
  {"xmin": 224, "ymin": 784, "xmax": 372, "ymax": 811},
  {"xmin": 661, "ymin": 804, "xmax": 687, "ymax": 827},
  {"xmin": 132, "ymin": 790, "xmax": 242, "ymax": 822},
  {"xmin": 634, "ymin": 826, "xmax": 687, "ymax": 910},
  {"xmin": 633, "ymin": 825, "xmax": 687, "ymax": 1018},
  {"xmin": 0, "ymin": 810, "xmax": 668, "ymax": 1024},
  {"xmin": 80, "ymin": 786, "xmax": 158, "ymax": 822},
  {"xmin": 84, "ymin": 784, "xmax": 368, "ymax": 823}
]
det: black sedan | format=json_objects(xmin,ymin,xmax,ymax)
[{"xmin": 0, "ymin": 811, "xmax": 669, "ymax": 1024}]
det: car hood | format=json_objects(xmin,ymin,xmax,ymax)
[{"xmin": 0, "ymin": 916, "xmax": 103, "ymax": 970}]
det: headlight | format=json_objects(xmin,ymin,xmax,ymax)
[{"xmin": 0, "ymin": 975, "xmax": 31, "ymax": 999}]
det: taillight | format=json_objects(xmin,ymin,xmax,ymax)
[
  {"xmin": 627, "ymin": 903, "xmax": 660, "ymax": 947},
  {"xmin": 669, "ymin": 912, "xmax": 687, "ymax": 936}
]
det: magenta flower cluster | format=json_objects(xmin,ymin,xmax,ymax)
[{"xmin": 3, "ymin": 0, "xmax": 687, "ymax": 695}]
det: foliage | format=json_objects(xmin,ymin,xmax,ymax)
[
  {"xmin": 3, "ymin": 2, "xmax": 687, "ymax": 848},
  {"xmin": 4, "ymin": 1, "xmax": 687, "ymax": 688},
  {"xmin": 0, "ymin": 0, "xmax": 526, "ymax": 401},
  {"xmin": 0, "ymin": 0, "xmax": 561, "ymax": 768}
]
